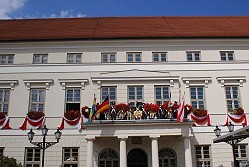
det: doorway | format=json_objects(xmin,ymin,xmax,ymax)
[{"xmin": 127, "ymin": 148, "xmax": 148, "ymax": 167}]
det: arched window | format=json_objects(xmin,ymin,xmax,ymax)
[
  {"xmin": 159, "ymin": 147, "xmax": 177, "ymax": 167},
  {"xmin": 99, "ymin": 149, "xmax": 119, "ymax": 167}
]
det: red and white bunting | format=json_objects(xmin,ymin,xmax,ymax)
[
  {"xmin": 58, "ymin": 116, "xmax": 82, "ymax": 131},
  {"xmin": 19, "ymin": 116, "xmax": 45, "ymax": 130},
  {"xmin": 177, "ymin": 93, "xmax": 185, "ymax": 123},
  {"xmin": 224, "ymin": 113, "xmax": 247, "ymax": 126},
  {"xmin": 0, "ymin": 116, "xmax": 11, "ymax": 129},
  {"xmin": 191, "ymin": 113, "xmax": 211, "ymax": 126}
]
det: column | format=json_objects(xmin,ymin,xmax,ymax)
[
  {"xmin": 150, "ymin": 136, "xmax": 159, "ymax": 167},
  {"xmin": 119, "ymin": 137, "xmax": 127, "ymax": 167},
  {"xmin": 183, "ymin": 137, "xmax": 193, "ymax": 167},
  {"xmin": 86, "ymin": 138, "xmax": 95, "ymax": 167}
]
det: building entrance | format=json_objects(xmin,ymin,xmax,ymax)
[{"xmin": 127, "ymin": 148, "xmax": 148, "ymax": 167}]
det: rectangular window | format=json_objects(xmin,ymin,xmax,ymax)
[
  {"xmin": 67, "ymin": 53, "xmax": 82, "ymax": 63},
  {"xmin": 101, "ymin": 87, "xmax": 116, "ymax": 104},
  {"xmin": 225, "ymin": 86, "xmax": 240, "ymax": 110},
  {"xmin": 33, "ymin": 54, "xmax": 48, "ymax": 64},
  {"xmin": 0, "ymin": 147, "xmax": 3, "ymax": 157},
  {"xmin": 0, "ymin": 55, "xmax": 14, "ymax": 64},
  {"xmin": 190, "ymin": 86, "xmax": 205, "ymax": 110},
  {"xmin": 155, "ymin": 86, "xmax": 170, "ymax": 105},
  {"xmin": 195, "ymin": 145, "xmax": 211, "ymax": 167},
  {"xmin": 153, "ymin": 52, "xmax": 167, "ymax": 62},
  {"xmin": 128, "ymin": 86, "xmax": 143, "ymax": 108},
  {"xmin": 29, "ymin": 89, "xmax": 45, "ymax": 112},
  {"xmin": 0, "ymin": 89, "xmax": 10, "ymax": 115},
  {"xmin": 235, "ymin": 144, "xmax": 248, "ymax": 166},
  {"xmin": 63, "ymin": 148, "xmax": 79, "ymax": 167},
  {"xmin": 101, "ymin": 53, "xmax": 116, "ymax": 63},
  {"xmin": 127, "ymin": 52, "xmax": 141, "ymax": 62},
  {"xmin": 187, "ymin": 52, "xmax": 201, "ymax": 62},
  {"xmin": 24, "ymin": 148, "xmax": 41, "ymax": 167},
  {"xmin": 220, "ymin": 51, "xmax": 234, "ymax": 61},
  {"xmin": 66, "ymin": 88, "xmax": 80, "ymax": 111}
]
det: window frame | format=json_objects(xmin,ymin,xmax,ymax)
[
  {"xmin": 0, "ymin": 147, "xmax": 4, "ymax": 158},
  {"xmin": 99, "ymin": 148, "xmax": 119, "ymax": 167},
  {"xmin": 0, "ymin": 89, "xmax": 10, "ymax": 115},
  {"xmin": 33, "ymin": 54, "xmax": 48, "ymax": 64},
  {"xmin": 101, "ymin": 53, "xmax": 116, "ymax": 63},
  {"xmin": 152, "ymin": 52, "xmax": 167, "ymax": 62},
  {"xmin": 67, "ymin": 53, "xmax": 82, "ymax": 64},
  {"xmin": 128, "ymin": 86, "xmax": 144, "ymax": 108},
  {"xmin": 224, "ymin": 86, "xmax": 241, "ymax": 110},
  {"xmin": 195, "ymin": 145, "xmax": 212, "ymax": 167},
  {"xmin": 29, "ymin": 88, "xmax": 46, "ymax": 112},
  {"xmin": 220, "ymin": 51, "xmax": 234, "ymax": 61},
  {"xmin": 65, "ymin": 88, "xmax": 81, "ymax": 112},
  {"xmin": 62, "ymin": 147, "xmax": 79, "ymax": 167},
  {"xmin": 186, "ymin": 51, "xmax": 201, "ymax": 62},
  {"xmin": 101, "ymin": 86, "xmax": 117, "ymax": 104},
  {"xmin": 190, "ymin": 86, "xmax": 206, "ymax": 110},
  {"xmin": 24, "ymin": 147, "xmax": 41, "ymax": 167},
  {"xmin": 126, "ymin": 52, "xmax": 142, "ymax": 62},
  {"xmin": 0, "ymin": 55, "xmax": 14, "ymax": 64},
  {"xmin": 234, "ymin": 144, "xmax": 248, "ymax": 166},
  {"xmin": 154, "ymin": 85, "xmax": 170, "ymax": 105}
]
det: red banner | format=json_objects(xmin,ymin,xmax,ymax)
[
  {"xmin": 0, "ymin": 116, "xmax": 11, "ymax": 129},
  {"xmin": 224, "ymin": 113, "xmax": 247, "ymax": 126},
  {"xmin": 19, "ymin": 116, "xmax": 45, "ymax": 130},
  {"xmin": 191, "ymin": 113, "xmax": 211, "ymax": 126},
  {"xmin": 58, "ymin": 116, "xmax": 82, "ymax": 131}
]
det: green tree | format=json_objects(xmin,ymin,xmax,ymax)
[{"xmin": 0, "ymin": 156, "xmax": 22, "ymax": 167}]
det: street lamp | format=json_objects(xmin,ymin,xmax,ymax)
[
  {"xmin": 213, "ymin": 124, "xmax": 239, "ymax": 167},
  {"xmin": 27, "ymin": 125, "xmax": 62, "ymax": 167},
  {"xmin": 214, "ymin": 125, "xmax": 221, "ymax": 137}
]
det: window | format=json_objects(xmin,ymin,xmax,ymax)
[
  {"xmin": 190, "ymin": 86, "xmax": 205, "ymax": 110},
  {"xmin": 225, "ymin": 86, "xmax": 241, "ymax": 110},
  {"xmin": 67, "ymin": 53, "xmax": 82, "ymax": 63},
  {"xmin": 0, "ymin": 147, "xmax": 3, "ymax": 158},
  {"xmin": 235, "ymin": 144, "xmax": 248, "ymax": 167},
  {"xmin": 0, "ymin": 55, "xmax": 14, "ymax": 64},
  {"xmin": 195, "ymin": 145, "xmax": 211, "ymax": 167},
  {"xmin": 155, "ymin": 86, "xmax": 170, "ymax": 105},
  {"xmin": 128, "ymin": 86, "xmax": 143, "ymax": 108},
  {"xmin": 220, "ymin": 51, "xmax": 234, "ymax": 61},
  {"xmin": 0, "ymin": 89, "xmax": 10, "ymax": 115},
  {"xmin": 24, "ymin": 148, "xmax": 41, "ymax": 167},
  {"xmin": 159, "ymin": 148, "xmax": 177, "ymax": 167},
  {"xmin": 29, "ymin": 89, "xmax": 45, "ymax": 112},
  {"xmin": 99, "ymin": 149, "xmax": 119, "ymax": 167},
  {"xmin": 187, "ymin": 52, "xmax": 201, "ymax": 61},
  {"xmin": 101, "ymin": 87, "xmax": 116, "ymax": 104},
  {"xmin": 66, "ymin": 88, "xmax": 80, "ymax": 111},
  {"xmin": 127, "ymin": 52, "xmax": 141, "ymax": 62},
  {"xmin": 101, "ymin": 53, "xmax": 116, "ymax": 63},
  {"xmin": 153, "ymin": 52, "xmax": 167, "ymax": 62},
  {"xmin": 63, "ymin": 148, "xmax": 79, "ymax": 167},
  {"xmin": 33, "ymin": 54, "xmax": 48, "ymax": 64}
]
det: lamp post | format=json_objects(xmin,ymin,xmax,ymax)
[
  {"xmin": 213, "ymin": 123, "xmax": 239, "ymax": 167},
  {"xmin": 27, "ymin": 125, "xmax": 62, "ymax": 167}
]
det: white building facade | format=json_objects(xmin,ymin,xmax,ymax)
[{"xmin": 0, "ymin": 17, "xmax": 249, "ymax": 167}]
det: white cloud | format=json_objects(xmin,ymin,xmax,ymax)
[
  {"xmin": 0, "ymin": 0, "xmax": 26, "ymax": 19},
  {"xmin": 49, "ymin": 10, "xmax": 87, "ymax": 18}
]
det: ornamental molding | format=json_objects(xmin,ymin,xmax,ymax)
[
  {"xmin": 23, "ymin": 79, "xmax": 53, "ymax": 90},
  {"xmin": 58, "ymin": 79, "xmax": 88, "ymax": 90},
  {"xmin": 0, "ymin": 80, "xmax": 18, "ymax": 90},
  {"xmin": 182, "ymin": 77, "xmax": 212, "ymax": 88},
  {"xmin": 216, "ymin": 76, "xmax": 246, "ymax": 87}
]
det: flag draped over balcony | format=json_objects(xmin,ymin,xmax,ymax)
[
  {"xmin": 177, "ymin": 92, "xmax": 185, "ymax": 123},
  {"xmin": 90, "ymin": 96, "xmax": 110, "ymax": 122}
]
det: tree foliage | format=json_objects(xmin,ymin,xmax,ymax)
[{"xmin": 0, "ymin": 156, "xmax": 22, "ymax": 167}]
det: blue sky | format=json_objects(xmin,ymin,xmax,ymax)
[{"xmin": 1, "ymin": 0, "xmax": 249, "ymax": 19}]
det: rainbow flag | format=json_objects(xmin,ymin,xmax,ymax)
[{"xmin": 88, "ymin": 94, "xmax": 96, "ymax": 123}]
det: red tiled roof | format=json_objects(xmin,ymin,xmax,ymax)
[{"xmin": 1, "ymin": 16, "xmax": 249, "ymax": 41}]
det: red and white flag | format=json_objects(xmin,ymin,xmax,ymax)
[{"xmin": 177, "ymin": 92, "xmax": 185, "ymax": 123}]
